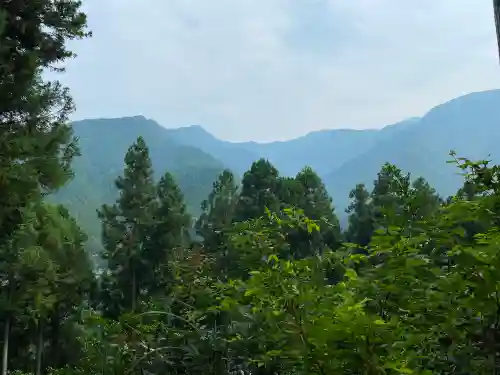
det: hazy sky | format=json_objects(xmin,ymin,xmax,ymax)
[{"xmin": 59, "ymin": 0, "xmax": 500, "ymax": 142}]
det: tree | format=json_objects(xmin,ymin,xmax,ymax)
[
  {"xmin": 0, "ymin": 202, "xmax": 93, "ymax": 375},
  {"xmin": 197, "ymin": 170, "xmax": 238, "ymax": 246},
  {"xmin": 410, "ymin": 176, "xmax": 442, "ymax": 221},
  {"xmin": 196, "ymin": 170, "xmax": 239, "ymax": 276},
  {"xmin": 276, "ymin": 177, "xmax": 303, "ymax": 209},
  {"xmin": 98, "ymin": 136, "xmax": 157, "ymax": 316},
  {"xmin": 49, "ymin": 155, "xmax": 500, "ymax": 375},
  {"xmin": 0, "ymin": 7, "xmax": 90, "ymax": 370},
  {"xmin": 371, "ymin": 164, "xmax": 440, "ymax": 237},
  {"xmin": 15, "ymin": 204, "xmax": 60, "ymax": 375},
  {"xmin": 44, "ymin": 205, "xmax": 95, "ymax": 369},
  {"xmin": 345, "ymin": 183, "xmax": 374, "ymax": 248},
  {"xmin": 234, "ymin": 159, "xmax": 280, "ymax": 222},
  {"xmin": 371, "ymin": 163, "xmax": 409, "ymax": 229},
  {"xmin": 294, "ymin": 167, "xmax": 341, "ymax": 250},
  {"xmin": 494, "ymin": 0, "xmax": 500, "ymax": 62},
  {"xmin": 145, "ymin": 171, "xmax": 191, "ymax": 295},
  {"xmin": 451, "ymin": 180, "xmax": 489, "ymax": 242},
  {"xmin": 219, "ymin": 211, "xmax": 408, "ymax": 375},
  {"xmin": 0, "ymin": 0, "xmax": 90, "ymax": 248}
]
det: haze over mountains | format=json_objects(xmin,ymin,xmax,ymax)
[
  {"xmin": 159, "ymin": 88, "xmax": 500, "ymax": 210},
  {"xmin": 53, "ymin": 89, "xmax": 500, "ymax": 245}
]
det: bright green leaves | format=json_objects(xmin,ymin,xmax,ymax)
[
  {"xmin": 219, "ymin": 247, "xmax": 410, "ymax": 374},
  {"xmin": 203, "ymin": 156, "xmax": 500, "ymax": 374}
]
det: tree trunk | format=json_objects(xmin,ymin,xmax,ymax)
[
  {"xmin": 35, "ymin": 320, "xmax": 43, "ymax": 375},
  {"xmin": 1, "ymin": 317, "xmax": 10, "ymax": 375},
  {"xmin": 2, "ymin": 274, "xmax": 13, "ymax": 375},
  {"xmin": 131, "ymin": 269, "xmax": 137, "ymax": 311},
  {"xmin": 494, "ymin": 0, "xmax": 500, "ymax": 63},
  {"xmin": 49, "ymin": 306, "xmax": 61, "ymax": 368}
]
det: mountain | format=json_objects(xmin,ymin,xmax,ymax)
[
  {"xmin": 164, "ymin": 125, "xmax": 260, "ymax": 175},
  {"xmin": 53, "ymin": 89, "xmax": 500, "ymax": 248},
  {"xmin": 51, "ymin": 116, "xmax": 227, "ymax": 251},
  {"xmin": 324, "ymin": 89, "xmax": 500, "ymax": 215},
  {"xmin": 239, "ymin": 117, "xmax": 421, "ymax": 176},
  {"xmin": 166, "ymin": 119, "xmax": 421, "ymax": 177},
  {"xmin": 166, "ymin": 90, "xmax": 500, "ymax": 217}
]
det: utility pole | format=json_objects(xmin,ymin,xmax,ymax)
[{"xmin": 494, "ymin": 0, "xmax": 500, "ymax": 62}]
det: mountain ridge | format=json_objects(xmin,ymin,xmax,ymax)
[
  {"xmin": 54, "ymin": 88, "xmax": 500, "ymax": 243},
  {"xmin": 161, "ymin": 88, "xmax": 500, "ymax": 212}
]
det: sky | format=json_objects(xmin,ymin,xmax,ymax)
[{"xmin": 58, "ymin": 0, "xmax": 500, "ymax": 142}]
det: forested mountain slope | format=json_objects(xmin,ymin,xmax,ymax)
[
  {"xmin": 167, "ymin": 89, "xmax": 500, "ymax": 215},
  {"xmin": 325, "ymin": 89, "xmax": 500, "ymax": 213},
  {"xmin": 53, "ymin": 89, "xmax": 500, "ymax": 240},
  {"xmin": 166, "ymin": 118, "xmax": 421, "ymax": 176},
  {"xmin": 9, "ymin": 0, "xmax": 500, "ymax": 373},
  {"xmin": 50, "ymin": 116, "xmax": 226, "ymax": 249},
  {"xmin": 163, "ymin": 125, "xmax": 260, "ymax": 175},
  {"xmin": 237, "ymin": 117, "xmax": 421, "ymax": 176}
]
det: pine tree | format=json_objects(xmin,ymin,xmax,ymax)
[
  {"xmin": 371, "ymin": 164, "xmax": 441, "ymax": 238},
  {"xmin": 456, "ymin": 180, "xmax": 479, "ymax": 201},
  {"xmin": 234, "ymin": 159, "xmax": 280, "ymax": 222},
  {"xmin": 145, "ymin": 171, "xmax": 190, "ymax": 295},
  {"xmin": 0, "ymin": 202, "xmax": 93, "ymax": 375},
  {"xmin": 196, "ymin": 170, "xmax": 239, "ymax": 276},
  {"xmin": 0, "ymin": 0, "xmax": 90, "ymax": 247},
  {"xmin": 260, "ymin": 168, "xmax": 343, "ymax": 259},
  {"xmin": 44, "ymin": 205, "xmax": 94, "ymax": 369},
  {"xmin": 371, "ymin": 163, "xmax": 411, "ymax": 230},
  {"xmin": 410, "ymin": 177, "xmax": 442, "ymax": 221},
  {"xmin": 345, "ymin": 183, "xmax": 374, "ymax": 247},
  {"xmin": 294, "ymin": 167, "xmax": 341, "ymax": 252},
  {"xmin": 98, "ymin": 136, "xmax": 156, "ymax": 315},
  {"xmin": 276, "ymin": 176, "xmax": 303, "ymax": 209},
  {"xmin": 197, "ymin": 170, "xmax": 238, "ymax": 242},
  {"xmin": 0, "ymin": 3, "xmax": 90, "ymax": 374}
]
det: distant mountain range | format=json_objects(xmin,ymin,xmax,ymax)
[
  {"xmin": 164, "ymin": 89, "xmax": 500, "ymax": 207},
  {"xmin": 52, "ymin": 89, "xmax": 500, "ymax": 245}
]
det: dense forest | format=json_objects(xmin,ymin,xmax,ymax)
[{"xmin": 3, "ymin": 1, "xmax": 500, "ymax": 375}]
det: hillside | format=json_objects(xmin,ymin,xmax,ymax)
[
  {"xmin": 50, "ymin": 116, "xmax": 227, "ymax": 251},
  {"xmin": 166, "ymin": 118, "xmax": 420, "ymax": 176},
  {"xmin": 54, "ymin": 89, "xmax": 500, "ymax": 245},
  {"xmin": 167, "ymin": 90, "xmax": 500, "ymax": 216},
  {"xmin": 164, "ymin": 125, "xmax": 260, "ymax": 175},
  {"xmin": 324, "ymin": 89, "xmax": 500, "ymax": 214}
]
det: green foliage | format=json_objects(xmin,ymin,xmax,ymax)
[
  {"xmin": 98, "ymin": 137, "xmax": 158, "ymax": 315},
  {"xmin": 5, "ymin": 5, "xmax": 500, "ymax": 373},
  {"xmin": 346, "ymin": 183, "xmax": 374, "ymax": 247},
  {"xmin": 0, "ymin": 0, "xmax": 89, "ymax": 247},
  {"xmin": 11, "ymin": 129, "xmax": 500, "ymax": 375},
  {"xmin": 235, "ymin": 159, "xmax": 281, "ymax": 222},
  {"xmin": 294, "ymin": 167, "xmax": 342, "ymax": 254},
  {"xmin": 50, "ymin": 117, "xmax": 227, "ymax": 253},
  {"xmin": 0, "ymin": 2, "xmax": 92, "ymax": 374},
  {"xmin": 197, "ymin": 170, "xmax": 239, "ymax": 243},
  {"xmin": 0, "ymin": 203, "xmax": 94, "ymax": 374},
  {"xmin": 196, "ymin": 170, "xmax": 239, "ymax": 277},
  {"xmin": 64, "ymin": 152, "xmax": 500, "ymax": 374},
  {"xmin": 144, "ymin": 171, "xmax": 191, "ymax": 295},
  {"xmin": 370, "ymin": 163, "xmax": 441, "ymax": 236}
]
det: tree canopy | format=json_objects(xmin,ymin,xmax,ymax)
[{"xmin": 3, "ymin": 1, "xmax": 500, "ymax": 374}]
